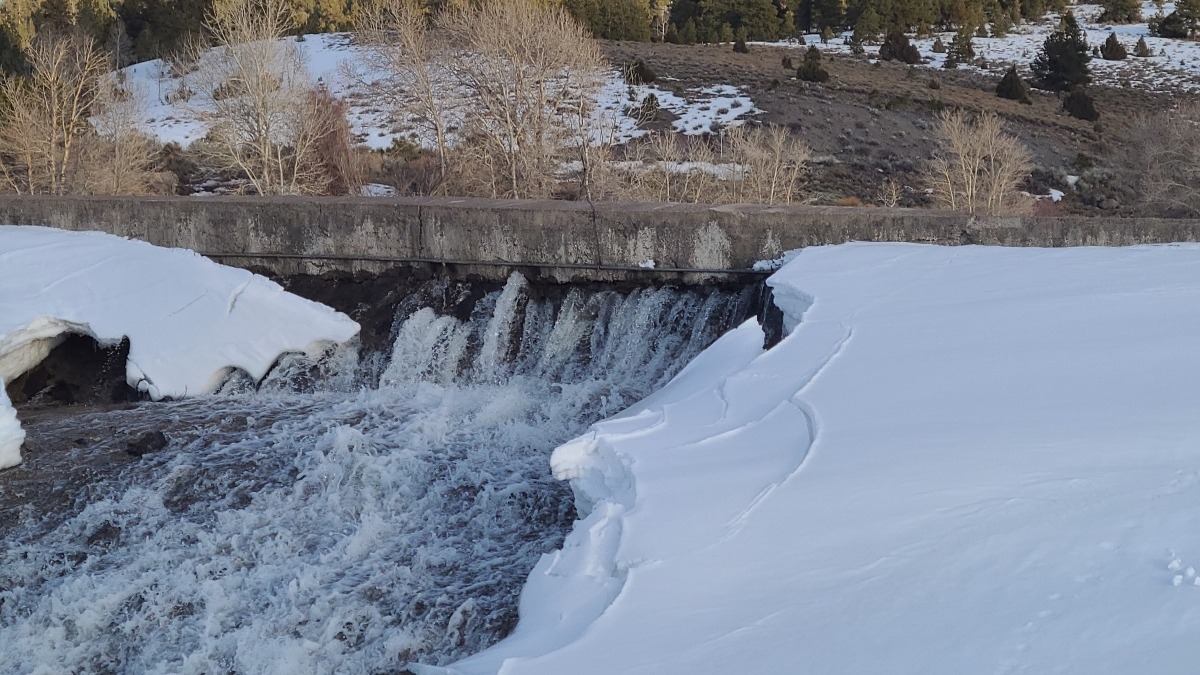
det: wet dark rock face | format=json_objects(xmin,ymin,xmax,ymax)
[{"xmin": 6, "ymin": 335, "xmax": 143, "ymax": 407}]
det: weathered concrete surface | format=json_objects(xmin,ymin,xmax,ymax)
[{"xmin": 0, "ymin": 195, "xmax": 1197, "ymax": 282}]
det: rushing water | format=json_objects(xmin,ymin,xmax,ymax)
[{"xmin": 0, "ymin": 273, "xmax": 756, "ymax": 674}]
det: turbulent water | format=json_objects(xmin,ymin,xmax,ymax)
[{"xmin": 0, "ymin": 273, "xmax": 756, "ymax": 674}]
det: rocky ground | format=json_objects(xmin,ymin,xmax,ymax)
[{"xmin": 602, "ymin": 40, "xmax": 1165, "ymax": 214}]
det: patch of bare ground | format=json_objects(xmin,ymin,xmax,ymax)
[{"xmin": 602, "ymin": 40, "xmax": 1177, "ymax": 214}]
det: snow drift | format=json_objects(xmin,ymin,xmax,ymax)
[
  {"xmin": 0, "ymin": 226, "xmax": 359, "ymax": 469},
  {"xmin": 443, "ymin": 243, "xmax": 1200, "ymax": 675}
]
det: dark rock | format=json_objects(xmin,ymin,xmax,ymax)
[{"xmin": 126, "ymin": 430, "xmax": 169, "ymax": 457}]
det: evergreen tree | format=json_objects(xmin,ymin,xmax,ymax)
[
  {"xmin": 1175, "ymin": 0, "xmax": 1200, "ymax": 36},
  {"xmin": 1100, "ymin": 32, "xmax": 1127, "ymax": 60},
  {"xmin": 931, "ymin": 35, "xmax": 946, "ymax": 52},
  {"xmin": 1099, "ymin": 0, "xmax": 1142, "ymax": 23},
  {"xmin": 948, "ymin": 23, "xmax": 974, "ymax": 61},
  {"xmin": 564, "ymin": 0, "xmax": 654, "ymax": 41},
  {"xmin": 796, "ymin": 44, "xmax": 830, "ymax": 81},
  {"xmin": 995, "ymin": 65, "xmax": 1032, "ymax": 103},
  {"xmin": 853, "ymin": 6, "xmax": 882, "ymax": 43},
  {"xmin": 1031, "ymin": 11, "xmax": 1090, "ymax": 91},
  {"xmin": 879, "ymin": 26, "xmax": 921, "ymax": 63},
  {"xmin": 1134, "ymin": 36, "xmax": 1153, "ymax": 57}
]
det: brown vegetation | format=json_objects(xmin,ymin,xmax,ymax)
[
  {"xmin": 190, "ymin": 0, "xmax": 357, "ymax": 195},
  {"xmin": 927, "ymin": 110, "xmax": 1033, "ymax": 216}
]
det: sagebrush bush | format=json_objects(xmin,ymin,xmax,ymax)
[{"xmin": 1062, "ymin": 87, "xmax": 1099, "ymax": 121}]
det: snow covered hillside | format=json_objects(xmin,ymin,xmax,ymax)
[
  {"xmin": 769, "ymin": 2, "xmax": 1200, "ymax": 94},
  {"xmin": 0, "ymin": 226, "xmax": 359, "ymax": 469},
  {"xmin": 443, "ymin": 243, "xmax": 1200, "ymax": 674},
  {"xmin": 121, "ymin": 33, "xmax": 760, "ymax": 151}
]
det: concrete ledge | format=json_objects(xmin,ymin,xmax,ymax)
[{"xmin": 0, "ymin": 195, "xmax": 1197, "ymax": 282}]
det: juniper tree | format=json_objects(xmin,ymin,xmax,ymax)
[
  {"xmin": 996, "ymin": 65, "xmax": 1032, "ymax": 104},
  {"xmin": 1134, "ymin": 36, "xmax": 1152, "ymax": 57},
  {"xmin": 1031, "ymin": 11, "xmax": 1090, "ymax": 91},
  {"xmin": 796, "ymin": 45, "xmax": 830, "ymax": 82},
  {"xmin": 880, "ymin": 27, "xmax": 921, "ymax": 63},
  {"xmin": 1100, "ymin": 32, "xmax": 1127, "ymax": 60}
]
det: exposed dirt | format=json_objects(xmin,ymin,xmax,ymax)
[{"xmin": 602, "ymin": 40, "xmax": 1174, "ymax": 213}]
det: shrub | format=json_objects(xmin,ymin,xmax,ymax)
[
  {"xmin": 996, "ymin": 65, "xmax": 1032, "ymax": 104},
  {"xmin": 931, "ymin": 36, "xmax": 946, "ymax": 53},
  {"xmin": 1100, "ymin": 32, "xmax": 1127, "ymax": 60},
  {"xmin": 782, "ymin": 55, "xmax": 794, "ymax": 69},
  {"xmin": 733, "ymin": 38, "xmax": 750, "ymax": 53},
  {"xmin": 632, "ymin": 93, "xmax": 660, "ymax": 123},
  {"xmin": 1062, "ymin": 87, "xmax": 1100, "ymax": 121},
  {"xmin": 1125, "ymin": 103, "xmax": 1200, "ymax": 215},
  {"xmin": 623, "ymin": 58, "xmax": 657, "ymax": 85},
  {"xmin": 1134, "ymin": 36, "xmax": 1153, "ymax": 57},
  {"xmin": 879, "ymin": 28, "xmax": 922, "ymax": 63},
  {"xmin": 928, "ymin": 77, "xmax": 941, "ymax": 89},
  {"xmin": 796, "ymin": 45, "xmax": 830, "ymax": 82}
]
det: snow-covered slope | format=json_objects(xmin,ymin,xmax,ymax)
[
  {"xmin": 767, "ymin": 2, "xmax": 1200, "ymax": 94},
  {"xmin": 0, "ymin": 226, "xmax": 359, "ymax": 469},
  {"xmin": 123, "ymin": 33, "xmax": 759, "ymax": 151},
  {"xmin": 444, "ymin": 242, "xmax": 1200, "ymax": 674}
]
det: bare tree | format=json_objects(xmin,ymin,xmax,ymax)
[
  {"xmin": 190, "ymin": 0, "xmax": 351, "ymax": 195},
  {"xmin": 438, "ymin": 0, "xmax": 607, "ymax": 199},
  {"xmin": 927, "ymin": 110, "xmax": 1033, "ymax": 216},
  {"xmin": 0, "ymin": 31, "xmax": 109, "ymax": 194},
  {"xmin": 615, "ymin": 125, "xmax": 809, "ymax": 205},
  {"xmin": 354, "ymin": 0, "xmax": 455, "ymax": 187},
  {"xmin": 80, "ymin": 77, "xmax": 169, "ymax": 195},
  {"xmin": 722, "ymin": 125, "xmax": 810, "ymax": 205},
  {"xmin": 1125, "ymin": 103, "xmax": 1200, "ymax": 217}
]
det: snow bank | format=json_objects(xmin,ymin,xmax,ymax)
[
  {"xmin": 0, "ymin": 388, "xmax": 22, "ymax": 470},
  {"xmin": 0, "ymin": 226, "xmax": 359, "ymax": 467},
  {"xmin": 444, "ymin": 243, "xmax": 1200, "ymax": 674}
]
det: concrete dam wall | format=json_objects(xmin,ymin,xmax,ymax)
[{"xmin": 1, "ymin": 195, "xmax": 1198, "ymax": 282}]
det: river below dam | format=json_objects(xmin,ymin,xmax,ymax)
[{"xmin": 0, "ymin": 273, "xmax": 757, "ymax": 674}]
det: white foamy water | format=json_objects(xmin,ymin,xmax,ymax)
[{"xmin": 0, "ymin": 274, "xmax": 754, "ymax": 674}]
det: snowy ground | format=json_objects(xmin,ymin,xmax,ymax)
[
  {"xmin": 0, "ymin": 226, "xmax": 358, "ymax": 468},
  {"xmin": 762, "ymin": 2, "xmax": 1200, "ymax": 94},
  {"xmin": 441, "ymin": 242, "xmax": 1200, "ymax": 674},
  {"xmin": 122, "ymin": 33, "xmax": 760, "ymax": 152}
]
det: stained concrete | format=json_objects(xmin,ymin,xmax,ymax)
[{"xmin": 0, "ymin": 195, "xmax": 1196, "ymax": 282}]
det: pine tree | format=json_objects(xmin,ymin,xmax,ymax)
[
  {"xmin": 1100, "ymin": 32, "xmax": 1127, "ymax": 60},
  {"xmin": 1178, "ymin": 0, "xmax": 1200, "ymax": 36},
  {"xmin": 1031, "ymin": 11, "xmax": 1090, "ymax": 92},
  {"xmin": 796, "ymin": 44, "xmax": 830, "ymax": 81},
  {"xmin": 948, "ymin": 23, "xmax": 975, "ymax": 62},
  {"xmin": 996, "ymin": 65, "xmax": 1032, "ymax": 103},
  {"xmin": 931, "ymin": 35, "xmax": 946, "ymax": 52},
  {"xmin": 853, "ymin": 7, "xmax": 882, "ymax": 44},
  {"xmin": 1099, "ymin": 0, "xmax": 1142, "ymax": 22},
  {"xmin": 1134, "ymin": 36, "xmax": 1153, "ymax": 57}
]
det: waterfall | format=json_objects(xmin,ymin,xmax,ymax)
[{"xmin": 0, "ymin": 273, "xmax": 757, "ymax": 674}]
